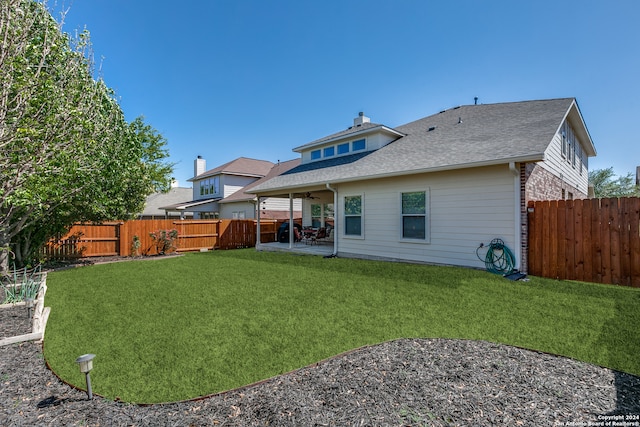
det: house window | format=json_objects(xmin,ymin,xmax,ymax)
[
  {"xmin": 200, "ymin": 179, "xmax": 210, "ymax": 195},
  {"xmin": 311, "ymin": 204, "xmax": 322, "ymax": 228},
  {"xmin": 344, "ymin": 195, "xmax": 362, "ymax": 236},
  {"xmin": 352, "ymin": 139, "xmax": 366, "ymax": 151},
  {"xmin": 232, "ymin": 211, "xmax": 245, "ymax": 219},
  {"xmin": 200, "ymin": 212, "xmax": 218, "ymax": 219},
  {"xmin": 199, "ymin": 177, "xmax": 220, "ymax": 196},
  {"xmin": 401, "ymin": 191, "xmax": 428, "ymax": 240},
  {"xmin": 324, "ymin": 146, "xmax": 335, "ymax": 157},
  {"xmin": 337, "ymin": 142, "xmax": 350, "ymax": 155},
  {"xmin": 311, "ymin": 203, "xmax": 334, "ymax": 228},
  {"xmin": 311, "ymin": 150, "xmax": 321, "ymax": 160},
  {"xmin": 576, "ymin": 143, "xmax": 582, "ymax": 174},
  {"xmin": 561, "ymin": 126, "xmax": 567, "ymax": 158}
]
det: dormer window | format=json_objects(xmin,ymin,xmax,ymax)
[
  {"xmin": 323, "ymin": 146, "xmax": 335, "ymax": 157},
  {"xmin": 352, "ymin": 139, "xmax": 366, "ymax": 151},
  {"xmin": 307, "ymin": 138, "xmax": 368, "ymax": 162}
]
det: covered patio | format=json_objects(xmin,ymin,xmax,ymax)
[{"xmin": 258, "ymin": 240, "xmax": 334, "ymax": 256}]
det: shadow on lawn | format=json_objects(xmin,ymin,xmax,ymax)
[{"xmin": 596, "ymin": 288, "xmax": 640, "ymax": 415}]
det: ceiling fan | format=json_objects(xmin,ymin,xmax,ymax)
[{"xmin": 305, "ymin": 192, "xmax": 319, "ymax": 199}]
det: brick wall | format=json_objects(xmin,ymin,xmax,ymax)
[
  {"xmin": 524, "ymin": 163, "xmax": 587, "ymax": 201},
  {"xmin": 520, "ymin": 163, "xmax": 588, "ymax": 273}
]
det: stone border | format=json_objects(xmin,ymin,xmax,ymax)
[{"xmin": 0, "ymin": 273, "xmax": 50, "ymax": 346}]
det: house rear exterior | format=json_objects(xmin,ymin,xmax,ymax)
[{"xmin": 249, "ymin": 98, "xmax": 596, "ymax": 273}]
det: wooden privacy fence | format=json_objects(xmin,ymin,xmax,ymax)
[
  {"xmin": 527, "ymin": 197, "xmax": 640, "ymax": 287},
  {"xmin": 44, "ymin": 219, "xmax": 281, "ymax": 259}
]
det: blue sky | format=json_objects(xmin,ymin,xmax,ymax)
[{"xmin": 55, "ymin": 0, "xmax": 640, "ymax": 187}]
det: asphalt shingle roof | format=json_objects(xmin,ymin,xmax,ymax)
[
  {"xmin": 250, "ymin": 98, "xmax": 589, "ymax": 194},
  {"xmin": 189, "ymin": 157, "xmax": 274, "ymax": 181}
]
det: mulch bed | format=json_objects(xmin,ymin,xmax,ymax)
[
  {"xmin": 1, "ymin": 335, "xmax": 639, "ymax": 426},
  {"xmin": 1, "ymin": 257, "xmax": 639, "ymax": 425}
]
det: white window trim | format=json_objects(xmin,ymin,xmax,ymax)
[
  {"xmin": 307, "ymin": 138, "xmax": 367, "ymax": 162},
  {"xmin": 399, "ymin": 188, "xmax": 430, "ymax": 244},
  {"xmin": 342, "ymin": 193, "xmax": 364, "ymax": 239}
]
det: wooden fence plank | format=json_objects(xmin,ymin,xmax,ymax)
[
  {"xmin": 550, "ymin": 200, "xmax": 567, "ymax": 279},
  {"xmin": 600, "ymin": 198, "xmax": 613, "ymax": 284},
  {"xmin": 630, "ymin": 198, "xmax": 640, "ymax": 287},
  {"xmin": 573, "ymin": 199, "xmax": 584, "ymax": 282},
  {"xmin": 620, "ymin": 198, "xmax": 632, "ymax": 286},
  {"xmin": 590, "ymin": 198, "xmax": 603, "ymax": 284},
  {"xmin": 581, "ymin": 198, "xmax": 593, "ymax": 283}
]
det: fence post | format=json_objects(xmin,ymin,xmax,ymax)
[{"xmin": 120, "ymin": 221, "xmax": 130, "ymax": 257}]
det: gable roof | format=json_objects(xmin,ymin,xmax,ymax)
[
  {"xmin": 220, "ymin": 159, "xmax": 301, "ymax": 203},
  {"xmin": 188, "ymin": 157, "xmax": 274, "ymax": 181},
  {"xmin": 249, "ymin": 98, "xmax": 596, "ymax": 195},
  {"xmin": 143, "ymin": 187, "xmax": 193, "ymax": 215}
]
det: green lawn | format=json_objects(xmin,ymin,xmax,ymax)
[{"xmin": 43, "ymin": 249, "xmax": 640, "ymax": 404}]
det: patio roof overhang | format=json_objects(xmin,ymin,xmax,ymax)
[{"xmin": 160, "ymin": 198, "xmax": 221, "ymax": 211}]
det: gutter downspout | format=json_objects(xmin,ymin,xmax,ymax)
[
  {"xmin": 509, "ymin": 162, "xmax": 521, "ymax": 271},
  {"xmin": 326, "ymin": 183, "xmax": 338, "ymax": 256}
]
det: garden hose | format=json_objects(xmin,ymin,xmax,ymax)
[{"xmin": 476, "ymin": 238, "xmax": 516, "ymax": 275}]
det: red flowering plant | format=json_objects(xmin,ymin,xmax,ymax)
[{"xmin": 149, "ymin": 229, "xmax": 179, "ymax": 255}]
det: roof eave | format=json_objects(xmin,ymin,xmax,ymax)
[{"xmin": 248, "ymin": 153, "xmax": 545, "ymax": 196}]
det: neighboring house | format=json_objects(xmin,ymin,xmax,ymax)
[
  {"xmin": 140, "ymin": 187, "xmax": 194, "ymax": 219},
  {"xmin": 219, "ymin": 159, "xmax": 302, "ymax": 220},
  {"xmin": 162, "ymin": 156, "xmax": 301, "ymax": 220},
  {"xmin": 248, "ymin": 98, "xmax": 597, "ymax": 273}
]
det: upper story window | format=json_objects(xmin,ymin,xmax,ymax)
[
  {"xmin": 199, "ymin": 176, "xmax": 220, "ymax": 196},
  {"xmin": 352, "ymin": 139, "xmax": 366, "ymax": 151},
  {"xmin": 308, "ymin": 138, "xmax": 367, "ymax": 162},
  {"xmin": 560, "ymin": 121, "xmax": 580, "ymax": 169},
  {"xmin": 323, "ymin": 146, "xmax": 335, "ymax": 157}
]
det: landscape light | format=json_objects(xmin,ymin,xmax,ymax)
[{"xmin": 75, "ymin": 354, "xmax": 96, "ymax": 400}]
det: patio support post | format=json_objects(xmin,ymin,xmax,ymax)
[
  {"xmin": 326, "ymin": 183, "xmax": 338, "ymax": 256},
  {"xmin": 289, "ymin": 193, "xmax": 294, "ymax": 248},
  {"xmin": 256, "ymin": 197, "xmax": 261, "ymax": 248}
]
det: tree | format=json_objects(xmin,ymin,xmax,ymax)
[
  {"xmin": 588, "ymin": 167, "xmax": 640, "ymax": 198},
  {"xmin": 0, "ymin": 0, "xmax": 173, "ymax": 271}
]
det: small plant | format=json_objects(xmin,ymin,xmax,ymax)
[
  {"xmin": 131, "ymin": 235, "xmax": 141, "ymax": 257},
  {"xmin": 1, "ymin": 264, "xmax": 43, "ymax": 304},
  {"xmin": 149, "ymin": 229, "xmax": 179, "ymax": 255}
]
